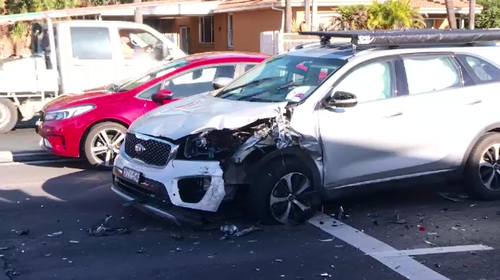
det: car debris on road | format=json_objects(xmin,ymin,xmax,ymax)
[{"xmin": 88, "ymin": 215, "xmax": 131, "ymax": 237}]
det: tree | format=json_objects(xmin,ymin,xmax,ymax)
[
  {"xmin": 1, "ymin": 0, "xmax": 77, "ymax": 41},
  {"xmin": 475, "ymin": 0, "xmax": 500, "ymax": 28},
  {"xmin": 367, "ymin": 0, "xmax": 424, "ymax": 29},
  {"xmin": 335, "ymin": 0, "xmax": 424, "ymax": 31},
  {"xmin": 336, "ymin": 5, "xmax": 369, "ymax": 30},
  {"xmin": 445, "ymin": 0, "xmax": 457, "ymax": 29}
]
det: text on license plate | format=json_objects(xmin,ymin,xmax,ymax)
[{"xmin": 123, "ymin": 167, "xmax": 141, "ymax": 184}]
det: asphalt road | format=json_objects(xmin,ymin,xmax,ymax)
[
  {"xmin": 0, "ymin": 128, "xmax": 41, "ymax": 153},
  {"xmin": 1, "ymin": 161, "xmax": 500, "ymax": 280}
]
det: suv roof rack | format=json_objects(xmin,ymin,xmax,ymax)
[{"xmin": 299, "ymin": 29, "xmax": 500, "ymax": 51}]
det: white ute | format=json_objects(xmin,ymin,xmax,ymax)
[
  {"xmin": 0, "ymin": 11, "xmax": 185, "ymax": 133},
  {"xmin": 113, "ymin": 29, "xmax": 500, "ymax": 227}
]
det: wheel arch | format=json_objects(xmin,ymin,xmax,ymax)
[
  {"xmin": 78, "ymin": 118, "xmax": 130, "ymax": 157},
  {"xmin": 460, "ymin": 122, "xmax": 500, "ymax": 172},
  {"xmin": 245, "ymin": 146, "xmax": 323, "ymax": 192}
]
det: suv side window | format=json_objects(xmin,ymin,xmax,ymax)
[
  {"xmin": 457, "ymin": 54, "xmax": 500, "ymax": 84},
  {"xmin": 163, "ymin": 64, "xmax": 236, "ymax": 98},
  {"xmin": 70, "ymin": 27, "xmax": 112, "ymax": 60},
  {"xmin": 402, "ymin": 56, "xmax": 461, "ymax": 95},
  {"xmin": 332, "ymin": 61, "xmax": 393, "ymax": 103}
]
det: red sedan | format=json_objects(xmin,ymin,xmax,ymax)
[{"xmin": 37, "ymin": 52, "xmax": 268, "ymax": 167}]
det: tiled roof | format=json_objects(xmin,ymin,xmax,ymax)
[
  {"xmin": 216, "ymin": 0, "xmax": 481, "ymax": 10},
  {"xmin": 410, "ymin": 0, "xmax": 481, "ymax": 9},
  {"xmin": 216, "ymin": 0, "xmax": 278, "ymax": 9}
]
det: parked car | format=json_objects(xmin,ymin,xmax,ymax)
[
  {"xmin": 36, "ymin": 52, "xmax": 268, "ymax": 167},
  {"xmin": 0, "ymin": 18, "xmax": 187, "ymax": 134},
  {"xmin": 112, "ymin": 29, "xmax": 500, "ymax": 227}
]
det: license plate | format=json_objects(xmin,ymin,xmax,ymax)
[{"xmin": 123, "ymin": 167, "xmax": 141, "ymax": 184}]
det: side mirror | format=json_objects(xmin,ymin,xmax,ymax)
[
  {"xmin": 212, "ymin": 77, "xmax": 232, "ymax": 90},
  {"xmin": 152, "ymin": 89, "xmax": 173, "ymax": 106},
  {"xmin": 325, "ymin": 91, "xmax": 358, "ymax": 109}
]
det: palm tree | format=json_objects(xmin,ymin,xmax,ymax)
[
  {"xmin": 368, "ymin": 0, "xmax": 425, "ymax": 29},
  {"xmin": 445, "ymin": 0, "xmax": 457, "ymax": 29},
  {"xmin": 285, "ymin": 0, "xmax": 292, "ymax": 32}
]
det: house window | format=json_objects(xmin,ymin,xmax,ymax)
[
  {"xmin": 228, "ymin": 14, "xmax": 233, "ymax": 49},
  {"xmin": 199, "ymin": 16, "xmax": 214, "ymax": 43},
  {"xmin": 424, "ymin": 19, "xmax": 434, "ymax": 29}
]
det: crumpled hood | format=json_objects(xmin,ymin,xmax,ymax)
[{"xmin": 130, "ymin": 93, "xmax": 287, "ymax": 141}]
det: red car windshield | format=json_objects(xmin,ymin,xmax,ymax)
[{"xmin": 116, "ymin": 59, "xmax": 189, "ymax": 92}]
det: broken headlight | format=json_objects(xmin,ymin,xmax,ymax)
[{"xmin": 183, "ymin": 130, "xmax": 249, "ymax": 160}]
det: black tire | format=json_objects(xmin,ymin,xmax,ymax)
[
  {"xmin": 83, "ymin": 122, "xmax": 127, "ymax": 169},
  {"xmin": 0, "ymin": 99, "xmax": 18, "ymax": 134},
  {"xmin": 247, "ymin": 157, "xmax": 318, "ymax": 225},
  {"xmin": 464, "ymin": 132, "xmax": 500, "ymax": 200}
]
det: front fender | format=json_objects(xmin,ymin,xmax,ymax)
[{"xmin": 245, "ymin": 146, "xmax": 323, "ymax": 193}]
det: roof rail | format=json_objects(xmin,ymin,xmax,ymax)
[{"xmin": 299, "ymin": 29, "xmax": 500, "ymax": 48}]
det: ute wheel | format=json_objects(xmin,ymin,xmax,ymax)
[
  {"xmin": 464, "ymin": 132, "xmax": 500, "ymax": 200},
  {"xmin": 248, "ymin": 158, "xmax": 318, "ymax": 225},
  {"xmin": 0, "ymin": 99, "xmax": 18, "ymax": 134},
  {"xmin": 83, "ymin": 122, "xmax": 127, "ymax": 169}
]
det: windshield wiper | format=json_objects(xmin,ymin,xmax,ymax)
[
  {"xmin": 275, "ymin": 81, "xmax": 297, "ymax": 90},
  {"xmin": 233, "ymin": 89, "xmax": 268, "ymax": 101},
  {"xmin": 218, "ymin": 76, "xmax": 281, "ymax": 98}
]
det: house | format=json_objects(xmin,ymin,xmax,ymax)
[
  {"xmin": 154, "ymin": 0, "xmax": 482, "ymax": 54},
  {"xmin": 0, "ymin": 0, "xmax": 484, "ymax": 57}
]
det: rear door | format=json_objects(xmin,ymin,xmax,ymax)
[
  {"xmin": 67, "ymin": 26, "xmax": 119, "ymax": 92},
  {"xmin": 392, "ymin": 53, "xmax": 480, "ymax": 172}
]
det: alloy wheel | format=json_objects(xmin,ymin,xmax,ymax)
[
  {"xmin": 90, "ymin": 129, "xmax": 125, "ymax": 167},
  {"xmin": 269, "ymin": 172, "xmax": 313, "ymax": 225},
  {"xmin": 479, "ymin": 144, "xmax": 500, "ymax": 191}
]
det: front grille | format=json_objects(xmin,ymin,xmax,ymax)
[{"xmin": 124, "ymin": 133, "xmax": 172, "ymax": 166}]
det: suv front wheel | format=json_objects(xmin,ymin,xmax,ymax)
[
  {"xmin": 248, "ymin": 158, "xmax": 317, "ymax": 225},
  {"xmin": 464, "ymin": 132, "xmax": 500, "ymax": 200}
]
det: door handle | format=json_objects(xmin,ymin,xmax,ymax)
[
  {"xmin": 466, "ymin": 100, "xmax": 482, "ymax": 106},
  {"xmin": 384, "ymin": 112, "xmax": 403, "ymax": 118}
]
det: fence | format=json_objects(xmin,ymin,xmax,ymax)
[
  {"xmin": 260, "ymin": 31, "xmax": 319, "ymax": 55},
  {"xmin": 260, "ymin": 31, "xmax": 349, "ymax": 55}
]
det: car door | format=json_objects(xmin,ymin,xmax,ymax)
[
  {"xmin": 319, "ymin": 57, "xmax": 440, "ymax": 188},
  {"xmin": 139, "ymin": 63, "xmax": 238, "ymax": 113},
  {"xmin": 394, "ymin": 53, "xmax": 485, "ymax": 173},
  {"xmin": 67, "ymin": 26, "xmax": 120, "ymax": 92}
]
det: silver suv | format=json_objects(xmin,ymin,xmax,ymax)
[{"xmin": 112, "ymin": 29, "xmax": 500, "ymax": 227}]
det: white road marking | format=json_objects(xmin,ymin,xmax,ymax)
[
  {"xmin": 371, "ymin": 244, "xmax": 494, "ymax": 258},
  {"xmin": 0, "ymin": 159, "xmax": 79, "ymax": 166},
  {"xmin": 309, "ymin": 214, "xmax": 450, "ymax": 280}
]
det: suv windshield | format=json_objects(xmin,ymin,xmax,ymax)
[
  {"xmin": 215, "ymin": 53, "xmax": 346, "ymax": 102},
  {"xmin": 115, "ymin": 59, "xmax": 189, "ymax": 92}
]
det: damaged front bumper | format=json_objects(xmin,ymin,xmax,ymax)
[{"xmin": 112, "ymin": 153, "xmax": 229, "ymax": 227}]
